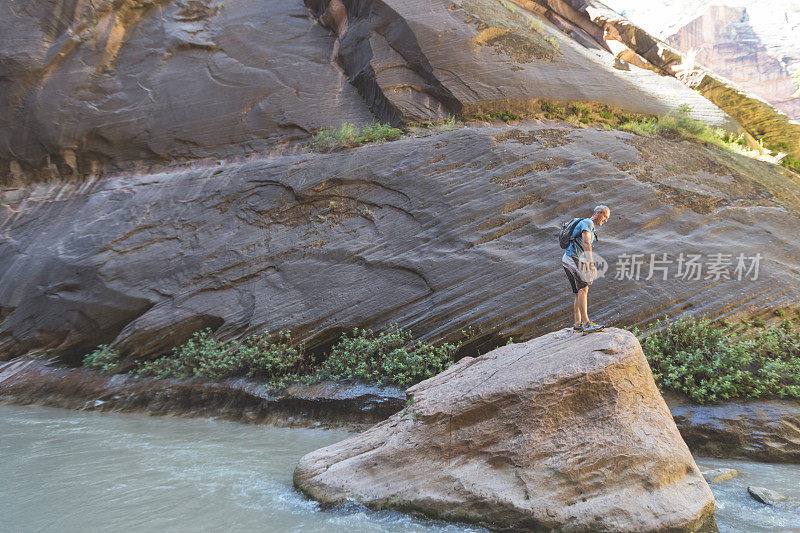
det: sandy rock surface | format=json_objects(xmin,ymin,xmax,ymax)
[
  {"xmin": 2, "ymin": 124, "xmax": 800, "ymax": 364},
  {"xmin": 294, "ymin": 327, "xmax": 717, "ymax": 531}
]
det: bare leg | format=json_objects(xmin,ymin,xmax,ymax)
[
  {"xmin": 577, "ymin": 286, "xmax": 589, "ymax": 324},
  {"xmin": 573, "ymin": 293, "xmax": 581, "ymax": 324}
]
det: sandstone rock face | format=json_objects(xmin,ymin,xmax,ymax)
[
  {"xmin": 305, "ymin": 0, "xmax": 731, "ymax": 126},
  {"xmin": 1, "ymin": 0, "xmax": 738, "ymax": 183},
  {"xmin": 2, "ymin": 124, "xmax": 800, "ymax": 364},
  {"xmin": 0, "ymin": 0, "xmax": 373, "ymax": 182},
  {"xmin": 575, "ymin": 0, "xmax": 800, "ymax": 161},
  {"xmin": 663, "ymin": 3, "xmax": 800, "ymax": 122},
  {"xmin": 294, "ymin": 328, "xmax": 717, "ymax": 531}
]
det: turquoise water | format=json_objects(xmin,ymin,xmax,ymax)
[{"xmin": 2, "ymin": 405, "xmax": 798, "ymax": 532}]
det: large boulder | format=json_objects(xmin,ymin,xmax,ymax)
[{"xmin": 294, "ymin": 328, "xmax": 717, "ymax": 531}]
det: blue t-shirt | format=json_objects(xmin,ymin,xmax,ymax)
[{"xmin": 566, "ymin": 218, "xmax": 596, "ymax": 262}]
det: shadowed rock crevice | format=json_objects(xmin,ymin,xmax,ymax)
[{"xmin": 306, "ymin": 0, "xmax": 462, "ymax": 125}]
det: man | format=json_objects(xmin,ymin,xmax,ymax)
[{"xmin": 562, "ymin": 205, "xmax": 610, "ymax": 333}]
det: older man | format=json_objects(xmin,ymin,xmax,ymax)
[{"xmin": 562, "ymin": 205, "xmax": 610, "ymax": 333}]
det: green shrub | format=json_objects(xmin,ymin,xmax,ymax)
[
  {"xmin": 83, "ymin": 324, "xmax": 470, "ymax": 390},
  {"xmin": 619, "ymin": 118, "xmax": 657, "ymax": 136},
  {"xmin": 310, "ymin": 123, "xmax": 359, "ymax": 151},
  {"xmin": 357, "ymin": 122, "xmax": 402, "ymax": 144},
  {"xmin": 309, "ymin": 122, "xmax": 401, "ymax": 152},
  {"xmin": 314, "ymin": 325, "xmax": 459, "ymax": 387},
  {"xmin": 134, "ymin": 329, "xmax": 304, "ymax": 385},
  {"xmin": 541, "ymin": 102, "xmax": 564, "ymax": 117},
  {"xmin": 83, "ymin": 345, "xmax": 123, "ymax": 372},
  {"xmin": 636, "ymin": 315, "xmax": 800, "ymax": 404},
  {"xmin": 527, "ymin": 15, "xmax": 543, "ymax": 32},
  {"xmin": 488, "ymin": 111, "xmax": 521, "ymax": 123}
]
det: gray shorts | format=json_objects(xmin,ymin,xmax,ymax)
[{"xmin": 562, "ymin": 253, "xmax": 591, "ymax": 294}]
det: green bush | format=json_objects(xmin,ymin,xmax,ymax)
[
  {"xmin": 357, "ymin": 122, "xmax": 402, "ymax": 144},
  {"xmin": 133, "ymin": 329, "xmax": 304, "ymax": 384},
  {"xmin": 83, "ymin": 324, "xmax": 465, "ymax": 389},
  {"xmin": 488, "ymin": 111, "xmax": 521, "ymax": 123},
  {"xmin": 314, "ymin": 325, "xmax": 459, "ymax": 387},
  {"xmin": 541, "ymin": 102, "xmax": 564, "ymax": 117},
  {"xmin": 309, "ymin": 122, "xmax": 401, "ymax": 152},
  {"xmin": 636, "ymin": 315, "xmax": 800, "ymax": 404},
  {"xmin": 83, "ymin": 345, "xmax": 123, "ymax": 372},
  {"xmin": 619, "ymin": 118, "xmax": 657, "ymax": 136}
]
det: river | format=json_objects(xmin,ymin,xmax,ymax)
[{"xmin": 2, "ymin": 405, "xmax": 798, "ymax": 532}]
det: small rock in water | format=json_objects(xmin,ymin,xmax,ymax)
[
  {"xmin": 82, "ymin": 399, "xmax": 105, "ymax": 410},
  {"xmin": 747, "ymin": 486, "xmax": 788, "ymax": 505},
  {"xmin": 702, "ymin": 468, "xmax": 739, "ymax": 483}
]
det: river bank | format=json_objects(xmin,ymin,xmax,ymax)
[{"xmin": 2, "ymin": 359, "xmax": 799, "ymax": 464}]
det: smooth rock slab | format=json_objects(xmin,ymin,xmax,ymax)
[
  {"xmin": 702, "ymin": 468, "xmax": 739, "ymax": 483},
  {"xmin": 747, "ymin": 486, "xmax": 787, "ymax": 506},
  {"xmin": 294, "ymin": 328, "xmax": 717, "ymax": 532}
]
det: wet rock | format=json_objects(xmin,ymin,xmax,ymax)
[
  {"xmin": 747, "ymin": 486, "xmax": 788, "ymax": 506},
  {"xmin": 294, "ymin": 328, "xmax": 717, "ymax": 531},
  {"xmin": 666, "ymin": 392, "xmax": 800, "ymax": 464},
  {"xmin": 702, "ymin": 468, "xmax": 739, "ymax": 483},
  {"xmin": 0, "ymin": 359, "xmax": 405, "ymax": 429}
]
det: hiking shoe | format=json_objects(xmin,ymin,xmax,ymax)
[
  {"xmin": 582, "ymin": 321, "xmax": 605, "ymax": 334},
  {"xmin": 572, "ymin": 323, "xmax": 583, "ymax": 332}
]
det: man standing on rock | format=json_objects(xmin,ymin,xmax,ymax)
[{"xmin": 562, "ymin": 205, "xmax": 610, "ymax": 333}]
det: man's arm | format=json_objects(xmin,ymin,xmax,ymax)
[{"xmin": 582, "ymin": 230, "xmax": 594, "ymax": 266}]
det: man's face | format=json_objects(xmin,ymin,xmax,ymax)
[{"xmin": 595, "ymin": 209, "xmax": 610, "ymax": 226}]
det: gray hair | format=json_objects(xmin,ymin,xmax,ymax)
[{"xmin": 594, "ymin": 204, "xmax": 610, "ymax": 214}]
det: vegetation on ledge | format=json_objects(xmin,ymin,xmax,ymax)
[
  {"xmin": 84, "ymin": 324, "xmax": 465, "ymax": 389},
  {"xmin": 309, "ymin": 122, "xmax": 402, "ymax": 152},
  {"xmin": 83, "ymin": 311, "xmax": 800, "ymax": 404},
  {"xmin": 635, "ymin": 313, "xmax": 800, "ymax": 404}
]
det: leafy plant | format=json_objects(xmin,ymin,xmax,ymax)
[
  {"xmin": 309, "ymin": 122, "xmax": 402, "ymax": 152},
  {"xmin": 133, "ymin": 329, "xmax": 304, "ymax": 385},
  {"xmin": 313, "ymin": 325, "xmax": 459, "ymax": 387},
  {"xmin": 357, "ymin": 122, "xmax": 402, "ymax": 144},
  {"xmin": 527, "ymin": 15, "xmax": 543, "ymax": 32},
  {"xmin": 540, "ymin": 102, "xmax": 564, "ymax": 118},
  {"xmin": 83, "ymin": 345, "xmax": 123, "ymax": 372},
  {"xmin": 636, "ymin": 315, "xmax": 800, "ymax": 404}
]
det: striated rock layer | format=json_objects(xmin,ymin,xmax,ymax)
[
  {"xmin": 2, "ymin": 124, "xmax": 800, "ymax": 364},
  {"xmin": 1, "ymin": 0, "xmax": 737, "ymax": 183},
  {"xmin": 294, "ymin": 328, "xmax": 717, "ymax": 531}
]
